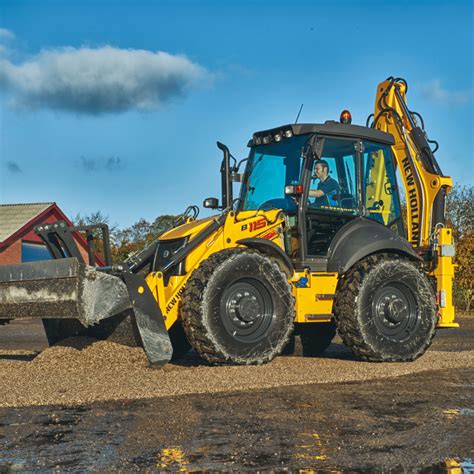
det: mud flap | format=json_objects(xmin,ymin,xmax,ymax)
[{"xmin": 121, "ymin": 272, "xmax": 173, "ymax": 367}]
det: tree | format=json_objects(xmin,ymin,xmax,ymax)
[
  {"xmin": 111, "ymin": 215, "xmax": 179, "ymax": 263},
  {"xmin": 446, "ymin": 184, "xmax": 474, "ymax": 312},
  {"xmin": 72, "ymin": 210, "xmax": 110, "ymax": 227},
  {"xmin": 454, "ymin": 231, "xmax": 473, "ymax": 311},
  {"xmin": 153, "ymin": 215, "xmax": 178, "ymax": 236},
  {"xmin": 445, "ymin": 185, "xmax": 473, "ymax": 241},
  {"xmin": 71, "ymin": 211, "xmax": 180, "ymax": 264},
  {"xmin": 112, "ymin": 218, "xmax": 154, "ymax": 263},
  {"xmin": 394, "ymin": 185, "xmax": 473, "ymax": 312}
]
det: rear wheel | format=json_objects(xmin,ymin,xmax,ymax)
[
  {"xmin": 333, "ymin": 254, "xmax": 437, "ymax": 362},
  {"xmin": 181, "ymin": 249, "xmax": 294, "ymax": 364}
]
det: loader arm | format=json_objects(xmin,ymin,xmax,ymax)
[
  {"xmin": 371, "ymin": 77, "xmax": 457, "ymax": 327},
  {"xmin": 0, "ymin": 220, "xmax": 175, "ymax": 366},
  {"xmin": 0, "ymin": 211, "xmax": 228, "ymax": 365}
]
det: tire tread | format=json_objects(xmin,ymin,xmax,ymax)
[
  {"xmin": 333, "ymin": 253, "xmax": 436, "ymax": 362},
  {"xmin": 181, "ymin": 249, "xmax": 294, "ymax": 365}
]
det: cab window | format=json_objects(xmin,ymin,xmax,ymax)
[
  {"xmin": 241, "ymin": 134, "xmax": 309, "ymax": 212},
  {"xmin": 308, "ymin": 138, "xmax": 358, "ymax": 214},
  {"xmin": 362, "ymin": 142, "xmax": 403, "ymax": 233}
]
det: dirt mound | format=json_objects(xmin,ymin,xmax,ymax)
[{"xmin": 31, "ymin": 337, "xmax": 148, "ymax": 369}]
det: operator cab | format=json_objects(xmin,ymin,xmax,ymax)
[{"xmin": 240, "ymin": 121, "xmax": 403, "ymax": 267}]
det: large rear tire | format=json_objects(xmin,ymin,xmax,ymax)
[
  {"xmin": 333, "ymin": 254, "xmax": 437, "ymax": 362},
  {"xmin": 181, "ymin": 249, "xmax": 294, "ymax": 365}
]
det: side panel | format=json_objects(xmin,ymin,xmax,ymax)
[
  {"xmin": 327, "ymin": 217, "xmax": 420, "ymax": 274},
  {"xmin": 431, "ymin": 227, "xmax": 457, "ymax": 327},
  {"xmin": 292, "ymin": 272, "xmax": 338, "ymax": 323}
]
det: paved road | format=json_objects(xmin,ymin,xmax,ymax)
[{"xmin": 0, "ymin": 317, "xmax": 473, "ymax": 472}]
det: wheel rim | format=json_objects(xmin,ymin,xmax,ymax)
[
  {"xmin": 371, "ymin": 282, "xmax": 419, "ymax": 341},
  {"xmin": 220, "ymin": 277, "xmax": 274, "ymax": 343}
]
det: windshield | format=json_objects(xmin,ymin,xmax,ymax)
[{"xmin": 240, "ymin": 134, "xmax": 311, "ymax": 212}]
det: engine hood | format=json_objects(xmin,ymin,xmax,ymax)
[{"xmin": 159, "ymin": 215, "xmax": 218, "ymax": 241}]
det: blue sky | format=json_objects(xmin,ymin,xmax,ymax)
[{"xmin": 0, "ymin": 0, "xmax": 472, "ymax": 227}]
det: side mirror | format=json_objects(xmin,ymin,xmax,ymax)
[{"xmin": 203, "ymin": 197, "xmax": 219, "ymax": 209}]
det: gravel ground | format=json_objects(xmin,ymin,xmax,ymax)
[
  {"xmin": 0, "ymin": 318, "xmax": 473, "ymax": 471},
  {"xmin": 0, "ymin": 333, "xmax": 473, "ymax": 408},
  {"xmin": 1, "ymin": 367, "xmax": 473, "ymax": 471}
]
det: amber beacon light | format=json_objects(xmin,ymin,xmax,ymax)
[{"xmin": 340, "ymin": 109, "xmax": 352, "ymax": 124}]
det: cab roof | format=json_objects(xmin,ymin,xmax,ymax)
[{"xmin": 249, "ymin": 122, "xmax": 395, "ymax": 147}]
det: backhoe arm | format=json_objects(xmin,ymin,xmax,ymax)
[
  {"xmin": 372, "ymin": 77, "xmax": 453, "ymax": 247},
  {"xmin": 371, "ymin": 77, "xmax": 457, "ymax": 327}
]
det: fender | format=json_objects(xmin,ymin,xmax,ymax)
[
  {"xmin": 327, "ymin": 217, "xmax": 421, "ymax": 274},
  {"xmin": 236, "ymin": 238, "xmax": 294, "ymax": 276}
]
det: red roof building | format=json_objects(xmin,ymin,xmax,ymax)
[{"xmin": 0, "ymin": 202, "xmax": 102, "ymax": 265}]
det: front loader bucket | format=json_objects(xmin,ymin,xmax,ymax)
[
  {"xmin": 0, "ymin": 258, "xmax": 131, "ymax": 325},
  {"xmin": 0, "ymin": 258, "xmax": 172, "ymax": 366}
]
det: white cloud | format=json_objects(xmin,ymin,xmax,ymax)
[
  {"xmin": 422, "ymin": 79, "xmax": 471, "ymax": 106},
  {"xmin": 0, "ymin": 46, "xmax": 211, "ymax": 114},
  {"xmin": 0, "ymin": 27, "xmax": 14, "ymax": 56},
  {"xmin": 0, "ymin": 28, "xmax": 14, "ymax": 41}
]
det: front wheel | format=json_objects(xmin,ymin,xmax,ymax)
[
  {"xmin": 333, "ymin": 255, "xmax": 437, "ymax": 362},
  {"xmin": 181, "ymin": 249, "xmax": 294, "ymax": 365}
]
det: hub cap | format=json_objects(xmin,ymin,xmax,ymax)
[
  {"xmin": 220, "ymin": 278, "xmax": 274, "ymax": 343},
  {"xmin": 372, "ymin": 282, "xmax": 419, "ymax": 341}
]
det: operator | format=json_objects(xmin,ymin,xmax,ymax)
[{"xmin": 308, "ymin": 159, "xmax": 340, "ymax": 207}]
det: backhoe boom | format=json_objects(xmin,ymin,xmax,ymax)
[{"xmin": 371, "ymin": 77, "xmax": 457, "ymax": 327}]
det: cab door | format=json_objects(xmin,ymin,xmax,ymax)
[
  {"xmin": 361, "ymin": 141, "xmax": 404, "ymax": 236},
  {"xmin": 302, "ymin": 137, "xmax": 360, "ymax": 263}
]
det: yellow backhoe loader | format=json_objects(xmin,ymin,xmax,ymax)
[{"xmin": 0, "ymin": 77, "xmax": 457, "ymax": 366}]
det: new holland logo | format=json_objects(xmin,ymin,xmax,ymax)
[
  {"xmin": 165, "ymin": 285, "xmax": 186, "ymax": 314},
  {"xmin": 402, "ymin": 157, "xmax": 420, "ymax": 244}
]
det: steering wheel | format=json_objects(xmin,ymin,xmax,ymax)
[{"xmin": 259, "ymin": 197, "xmax": 297, "ymax": 213}]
